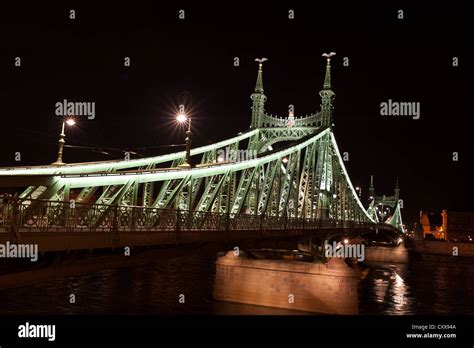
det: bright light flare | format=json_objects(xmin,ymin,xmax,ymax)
[
  {"xmin": 176, "ymin": 113, "xmax": 187, "ymax": 123},
  {"xmin": 65, "ymin": 119, "xmax": 76, "ymax": 126},
  {"xmin": 343, "ymin": 238, "xmax": 349, "ymax": 244}
]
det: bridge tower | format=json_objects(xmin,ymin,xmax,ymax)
[
  {"xmin": 394, "ymin": 176, "xmax": 400, "ymax": 202},
  {"xmin": 250, "ymin": 59, "xmax": 267, "ymax": 129},
  {"xmin": 369, "ymin": 175, "xmax": 375, "ymax": 201},
  {"xmin": 319, "ymin": 53, "xmax": 336, "ymax": 128},
  {"xmin": 314, "ymin": 53, "xmax": 337, "ymax": 219}
]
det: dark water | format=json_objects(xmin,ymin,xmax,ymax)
[{"xmin": 0, "ymin": 244, "xmax": 473, "ymax": 315}]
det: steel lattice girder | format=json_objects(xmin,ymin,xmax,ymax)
[
  {"xmin": 5, "ymin": 127, "xmax": 376, "ymax": 223},
  {"xmin": 36, "ymin": 128, "xmax": 374, "ymax": 222},
  {"xmin": 0, "ymin": 130, "xmax": 259, "ymax": 176}
]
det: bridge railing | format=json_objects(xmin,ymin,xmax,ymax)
[{"xmin": 0, "ymin": 197, "xmax": 394, "ymax": 234}]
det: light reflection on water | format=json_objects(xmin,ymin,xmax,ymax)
[
  {"xmin": 363, "ymin": 264, "xmax": 412, "ymax": 315},
  {"xmin": 0, "ymin": 245, "xmax": 473, "ymax": 315},
  {"xmin": 358, "ymin": 260, "xmax": 474, "ymax": 315}
]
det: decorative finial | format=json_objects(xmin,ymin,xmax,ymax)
[
  {"xmin": 255, "ymin": 57, "xmax": 268, "ymax": 69},
  {"xmin": 322, "ymin": 52, "xmax": 336, "ymax": 65}
]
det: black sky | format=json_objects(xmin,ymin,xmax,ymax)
[{"xmin": 1, "ymin": 2, "xmax": 473, "ymax": 224}]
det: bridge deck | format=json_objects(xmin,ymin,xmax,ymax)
[{"xmin": 0, "ymin": 199, "xmax": 399, "ymax": 253}]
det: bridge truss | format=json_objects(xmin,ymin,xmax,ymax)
[{"xmin": 0, "ymin": 55, "xmax": 404, "ymax": 234}]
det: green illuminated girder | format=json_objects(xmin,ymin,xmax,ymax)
[
  {"xmin": 151, "ymin": 158, "xmax": 184, "ymax": 208},
  {"xmin": 230, "ymin": 166, "xmax": 258, "ymax": 215},
  {"xmin": 19, "ymin": 186, "xmax": 41, "ymax": 199},
  {"xmin": 219, "ymin": 142, "xmax": 239, "ymax": 214},
  {"xmin": 21, "ymin": 179, "xmax": 64, "ymax": 218},
  {"xmin": 257, "ymin": 158, "xmax": 280, "ymax": 216},
  {"xmin": 313, "ymin": 134, "xmax": 331, "ymax": 219},
  {"xmin": 297, "ymin": 142, "xmax": 316, "ymax": 218},
  {"xmin": 95, "ymin": 185, "xmax": 122, "ymax": 205},
  {"xmin": 91, "ymin": 181, "xmax": 135, "ymax": 227},
  {"xmin": 246, "ymin": 164, "xmax": 265, "ymax": 215},
  {"xmin": 278, "ymin": 151, "xmax": 299, "ymax": 217},
  {"xmin": 120, "ymin": 181, "xmax": 139, "ymax": 206},
  {"xmin": 22, "ymin": 128, "xmax": 375, "ymax": 224},
  {"xmin": 387, "ymin": 201, "xmax": 404, "ymax": 230},
  {"xmin": 267, "ymin": 163, "xmax": 282, "ymax": 217},
  {"xmin": 257, "ymin": 127, "xmax": 318, "ymax": 153},
  {"xmin": 141, "ymin": 164, "xmax": 156, "ymax": 206},
  {"xmin": 75, "ymin": 186, "xmax": 99, "ymax": 203},
  {"xmin": 197, "ymin": 172, "xmax": 229, "ymax": 212},
  {"xmin": 261, "ymin": 113, "xmax": 321, "ymax": 128},
  {"xmin": 152, "ymin": 175, "xmax": 190, "ymax": 209},
  {"xmin": 1, "ymin": 130, "xmax": 259, "ymax": 177},
  {"xmin": 72, "ymin": 166, "xmax": 116, "ymax": 205}
]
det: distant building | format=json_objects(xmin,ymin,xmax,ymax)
[
  {"xmin": 420, "ymin": 210, "xmax": 474, "ymax": 242},
  {"xmin": 420, "ymin": 211, "xmax": 444, "ymax": 239}
]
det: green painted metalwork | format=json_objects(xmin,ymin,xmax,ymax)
[{"xmin": 0, "ymin": 55, "xmax": 405, "ymax": 231}]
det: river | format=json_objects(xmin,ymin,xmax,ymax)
[{"xmin": 0, "ymin": 243, "xmax": 472, "ymax": 315}]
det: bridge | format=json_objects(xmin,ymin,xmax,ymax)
[{"xmin": 0, "ymin": 54, "xmax": 404, "ymax": 252}]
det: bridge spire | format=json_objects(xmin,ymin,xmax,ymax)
[
  {"xmin": 319, "ymin": 52, "xmax": 336, "ymax": 128},
  {"xmin": 369, "ymin": 175, "xmax": 375, "ymax": 201},
  {"xmin": 250, "ymin": 58, "xmax": 268, "ymax": 129},
  {"xmin": 323, "ymin": 53, "xmax": 334, "ymax": 89},
  {"xmin": 394, "ymin": 176, "xmax": 400, "ymax": 201}
]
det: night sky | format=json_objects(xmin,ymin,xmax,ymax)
[{"xmin": 1, "ymin": 2, "xmax": 472, "ymax": 224}]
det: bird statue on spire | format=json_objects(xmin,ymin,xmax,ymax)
[
  {"xmin": 322, "ymin": 52, "xmax": 336, "ymax": 64},
  {"xmin": 255, "ymin": 58, "xmax": 268, "ymax": 68}
]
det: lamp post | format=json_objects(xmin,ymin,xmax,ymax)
[
  {"xmin": 332, "ymin": 193, "xmax": 338, "ymax": 223},
  {"xmin": 52, "ymin": 118, "xmax": 76, "ymax": 166},
  {"xmin": 176, "ymin": 112, "xmax": 193, "ymax": 168}
]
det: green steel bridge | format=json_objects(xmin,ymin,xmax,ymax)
[{"xmin": 0, "ymin": 54, "xmax": 404, "ymax": 252}]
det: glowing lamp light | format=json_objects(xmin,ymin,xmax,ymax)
[
  {"xmin": 332, "ymin": 193, "xmax": 337, "ymax": 199},
  {"xmin": 343, "ymin": 238, "xmax": 349, "ymax": 244},
  {"xmin": 176, "ymin": 113, "xmax": 187, "ymax": 123},
  {"xmin": 65, "ymin": 119, "xmax": 76, "ymax": 126},
  {"xmin": 282, "ymin": 157, "xmax": 289, "ymax": 164}
]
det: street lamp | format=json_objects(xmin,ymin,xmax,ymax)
[
  {"xmin": 176, "ymin": 112, "xmax": 193, "ymax": 168},
  {"xmin": 52, "ymin": 118, "xmax": 76, "ymax": 166},
  {"xmin": 332, "ymin": 193, "xmax": 338, "ymax": 222}
]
